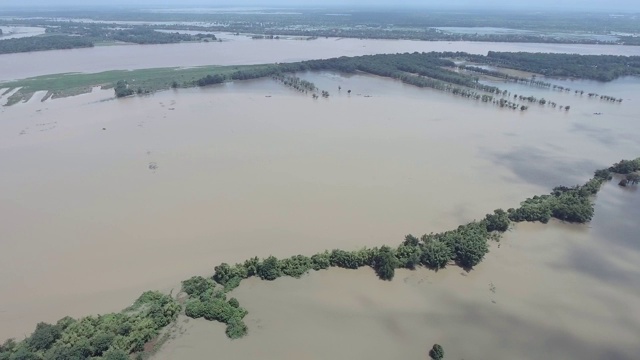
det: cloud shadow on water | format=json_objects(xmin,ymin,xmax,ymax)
[{"xmin": 482, "ymin": 146, "xmax": 601, "ymax": 189}]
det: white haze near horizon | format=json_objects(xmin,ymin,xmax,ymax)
[{"xmin": 0, "ymin": 0, "xmax": 639, "ymax": 12}]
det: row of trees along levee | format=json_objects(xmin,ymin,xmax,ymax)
[
  {"xmin": 115, "ymin": 52, "xmax": 639, "ymax": 113},
  {"xmin": 1, "ymin": 158, "xmax": 638, "ymax": 358}
]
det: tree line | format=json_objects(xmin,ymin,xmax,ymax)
[
  {"xmin": 0, "ymin": 35, "xmax": 93, "ymax": 55},
  {"xmin": 181, "ymin": 52, "xmax": 566, "ymax": 111},
  {"xmin": 0, "ymin": 292, "xmax": 180, "ymax": 360},
  {"xmin": 0, "ymin": 24, "xmax": 215, "ymax": 55},
  {"xmin": 179, "ymin": 158, "xmax": 636, "ymax": 339},
  {"xmin": 474, "ymin": 52, "xmax": 640, "ymax": 82},
  {"xmin": 108, "ymin": 52, "xmax": 639, "ymax": 104}
]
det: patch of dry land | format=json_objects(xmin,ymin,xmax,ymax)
[{"xmin": 154, "ymin": 181, "xmax": 640, "ymax": 360}]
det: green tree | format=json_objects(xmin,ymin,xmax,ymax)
[
  {"xmin": 114, "ymin": 80, "xmax": 134, "ymax": 98},
  {"xmin": 484, "ymin": 209, "xmax": 510, "ymax": 232},
  {"xmin": 185, "ymin": 299, "xmax": 205, "ymax": 318},
  {"xmin": 8, "ymin": 348, "xmax": 39, "ymax": 360},
  {"xmin": 454, "ymin": 233, "xmax": 489, "ymax": 269},
  {"xmin": 403, "ymin": 234, "xmax": 420, "ymax": 246},
  {"xmin": 396, "ymin": 244, "xmax": 422, "ymax": 269},
  {"xmin": 279, "ymin": 255, "xmax": 312, "ymax": 278},
  {"xmin": 90, "ymin": 332, "xmax": 115, "ymax": 357},
  {"xmin": 28, "ymin": 322, "xmax": 61, "ymax": 352},
  {"xmin": 257, "ymin": 256, "xmax": 281, "ymax": 280},
  {"xmin": 429, "ymin": 344, "xmax": 444, "ymax": 360},
  {"xmin": 225, "ymin": 318, "xmax": 248, "ymax": 339},
  {"xmin": 102, "ymin": 348, "xmax": 130, "ymax": 360},
  {"xmin": 310, "ymin": 251, "xmax": 331, "ymax": 270},
  {"xmin": 228, "ymin": 298, "xmax": 240, "ymax": 308},
  {"xmin": 182, "ymin": 276, "xmax": 214, "ymax": 297},
  {"xmin": 373, "ymin": 246, "xmax": 398, "ymax": 280},
  {"xmin": 421, "ymin": 241, "xmax": 452, "ymax": 270}
]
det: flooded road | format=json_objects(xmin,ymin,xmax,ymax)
[
  {"xmin": 2, "ymin": 36, "xmax": 640, "ymax": 81},
  {"xmin": 0, "ymin": 72, "xmax": 639, "ymax": 342}
]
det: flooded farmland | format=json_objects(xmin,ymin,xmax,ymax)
[{"xmin": 1, "ymin": 68, "xmax": 639, "ymax": 346}]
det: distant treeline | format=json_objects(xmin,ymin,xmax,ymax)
[
  {"xmin": 45, "ymin": 24, "xmax": 216, "ymax": 45},
  {"xmin": 1, "ymin": 157, "xmax": 638, "ymax": 356},
  {"xmin": 465, "ymin": 51, "xmax": 640, "ymax": 82},
  {"xmin": 0, "ymin": 25, "xmax": 215, "ymax": 55},
  {"xmin": 0, "ymin": 35, "xmax": 93, "ymax": 54},
  {"xmin": 3, "ymin": 9, "xmax": 639, "ymax": 50},
  {"xmin": 4, "ymin": 9, "xmax": 640, "ymax": 34}
]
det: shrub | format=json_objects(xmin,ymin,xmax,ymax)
[
  {"xmin": 213, "ymin": 264, "xmax": 233, "ymax": 285},
  {"xmin": 372, "ymin": 246, "xmax": 398, "ymax": 280},
  {"xmin": 429, "ymin": 344, "xmax": 444, "ymax": 360},
  {"xmin": 484, "ymin": 209, "xmax": 510, "ymax": 232},
  {"xmin": 279, "ymin": 255, "xmax": 312, "ymax": 278},
  {"xmin": 225, "ymin": 319, "xmax": 248, "ymax": 339},
  {"xmin": 90, "ymin": 332, "xmax": 115, "ymax": 356},
  {"xmin": 310, "ymin": 251, "xmax": 331, "ymax": 270},
  {"xmin": 228, "ymin": 298, "xmax": 240, "ymax": 308},
  {"xmin": 421, "ymin": 241, "xmax": 452, "ymax": 270},
  {"xmin": 396, "ymin": 244, "xmax": 422, "ymax": 269},
  {"xmin": 257, "ymin": 256, "xmax": 281, "ymax": 280},
  {"xmin": 102, "ymin": 348, "xmax": 130, "ymax": 360},
  {"xmin": 28, "ymin": 322, "xmax": 61, "ymax": 352},
  {"xmin": 182, "ymin": 276, "xmax": 215, "ymax": 298},
  {"xmin": 185, "ymin": 299, "xmax": 206, "ymax": 319}
]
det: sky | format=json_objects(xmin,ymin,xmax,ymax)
[{"xmin": 0, "ymin": 0, "xmax": 639, "ymax": 12}]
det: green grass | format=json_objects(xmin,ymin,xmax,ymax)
[{"xmin": 0, "ymin": 64, "xmax": 273, "ymax": 105}]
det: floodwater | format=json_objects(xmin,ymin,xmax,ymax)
[
  {"xmin": 435, "ymin": 27, "xmax": 620, "ymax": 42},
  {"xmin": 153, "ymin": 180, "xmax": 640, "ymax": 360},
  {"xmin": 0, "ymin": 26, "xmax": 46, "ymax": 40},
  {"xmin": 0, "ymin": 71, "xmax": 639, "ymax": 343},
  {"xmin": 2, "ymin": 36, "xmax": 640, "ymax": 81}
]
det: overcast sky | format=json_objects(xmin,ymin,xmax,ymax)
[{"xmin": 1, "ymin": 0, "xmax": 639, "ymax": 12}]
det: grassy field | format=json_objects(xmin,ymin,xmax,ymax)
[{"xmin": 0, "ymin": 64, "xmax": 271, "ymax": 105}]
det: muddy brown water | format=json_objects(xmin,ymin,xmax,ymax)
[
  {"xmin": 152, "ymin": 180, "xmax": 640, "ymax": 360},
  {"xmin": 0, "ymin": 71, "xmax": 639, "ymax": 348}
]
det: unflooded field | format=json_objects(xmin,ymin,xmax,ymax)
[
  {"xmin": 0, "ymin": 72, "xmax": 639, "ymax": 342},
  {"xmin": 153, "ymin": 180, "xmax": 640, "ymax": 360}
]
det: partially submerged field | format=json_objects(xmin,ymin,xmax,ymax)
[{"xmin": 0, "ymin": 64, "xmax": 270, "ymax": 105}]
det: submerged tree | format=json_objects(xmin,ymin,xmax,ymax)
[
  {"xmin": 373, "ymin": 246, "xmax": 398, "ymax": 280},
  {"xmin": 429, "ymin": 344, "xmax": 444, "ymax": 360}
]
